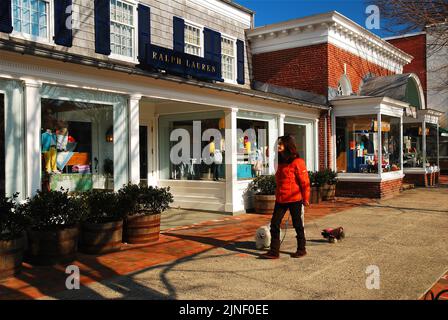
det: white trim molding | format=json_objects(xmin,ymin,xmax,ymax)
[
  {"xmin": 188, "ymin": 0, "xmax": 252, "ymax": 28},
  {"xmin": 247, "ymin": 11, "xmax": 413, "ymax": 73}
]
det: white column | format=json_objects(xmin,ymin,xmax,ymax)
[
  {"xmin": 331, "ymin": 113, "xmax": 337, "ymax": 172},
  {"xmin": 225, "ymin": 108, "xmax": 238, "ymax": 213},
  {"xmin": 314, "ymin": 118, "xmax": 319, "ymax": 172},
  {"xmin": 23, "ymin": 80, "xmax": 42, "ymax": 198},
  {"xmin": 400, "ymin": 116, "xmax": 403, "ymax": 172},
  {"xmin": 128, "ymin": 94, "xmax": 142, "ymax": 185},
  {"xmin": 422, "ymin": 121, "xmax": 427, "ymax": 167},
  {"xmin": 278, "ymin": 113, "xmax": 285, "ymax": 136},
  {"xmin": 114, "ymin": 97, "xmax": 129, "ymax": 191},
  {"xmin": 377, "ymin": 113, "xmax": 382, "ymax": 176},
  {"xmin": 2, "ymin": 80, "xmax": 25, "ymax": 199}
]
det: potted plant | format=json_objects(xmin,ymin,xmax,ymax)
[
  {"xmin": 22, "ymin": 189, "xmax": 83, "ymax": 265},
  {"xmin": 119, "ymin": 184, "xmax": 173, "ymax": 244},
  {"xmin": 308, "ymin": 171, "xmax": 324, "ymax": 204},
  {"xmin": 320, "ymin": 169, "xmax": 337, "ymax": 201},
  {"xmin": 249, "ymin": 175, "xmax": 276, "ymax": 214},
  {"xmin": 0, "ymin": 193, "xmax": 29, "ymax": 279},
  {"xmin": 79, "ymin": 190, "xmax": 126, "ymax": 254}
]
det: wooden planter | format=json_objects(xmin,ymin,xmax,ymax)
[
  {"xmin": 320, "ymin": 183, "xmax": 336, "ymax": 201},
  {"xmin": 0, "ymin": 235, "xmax": 25, "ymax": 280},
  {"xmin": 124, "ymin": 213, "xmax": 161, "ymax": 244},
  {"xmin": 26, "ymin": 227, "xmax": 79, "ymax": 265},
  {"xmin": 80, "ymin": 220, "xmax": 123, "ymax": 254},
  {"xmin": 310, "ymin": 186, "xmax": 321, "ymax": 204},
  {"xmin": 254, "ymin": 195, "xmax": 276, "ymax": 215}
]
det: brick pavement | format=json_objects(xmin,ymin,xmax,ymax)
[{"xmin": 0, "ymin": 197, "xmax": 372, "ymax": 300}]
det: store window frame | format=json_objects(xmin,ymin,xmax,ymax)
[
  {"xmin": 11, "ymin": 0, "xmax": 54, "ymax": 45},
  {"xmin": 109, "ymin": 0, "xmax": 139, "ymax": 63},
  {"xmin": 184, "ymin": 20, "xmax": 204, "ymax": 57},
  {"xmin": 221, "ymin": 34, "xmax": 237, "ymax": 84},
  {"xmin": 331, "ymin": 98, "xmax": 405, "ymax": 180},
  {"xmin": 284, "ymin": 117, "xmax": 317, "ymax": 172}
]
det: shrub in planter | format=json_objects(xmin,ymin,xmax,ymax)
[
  {"xmin": 119, "ymin": 184, "xmax": 173, "ymax": 244},
  {"xmin": 0, "ymin": 193, "xmax": 29, "ymax": 279},
  {"xmin": 80, "ymin": 190, "xmax": 127, "ymax": 254},
  {"xmin": 308, "ymin": 171, "xmax": 322, "ymax": 204},
  {"xmin": 320, "ymin": 169, "xmax": 338, "ymax": 201},
  {"xmin": 249, "ymin": 175, "xmax": 276, "ymax": 214},
  {"xmin": 21, "ymin": 189, "xmax": 84, "ymax": 265}
]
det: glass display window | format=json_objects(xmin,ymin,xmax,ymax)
[
  {"xmin": 426, "ymin": 123, "xmax": 439, "ymax": 167},
  {"xmin": 381, "ymin": 115, "xmax": 401, "ymax": 172},
  {"xmin": 403, "ymin": 123, "xmax": 424, "ymax": 168},
  {"xmin": 236, "ymin": 118, "xmax": 269, "ymax": 180},
  {"xmin": 41, "ymin": 99, "xmax": 115, "ymax": 192},
  {"xmin": 0, "ymin": 94, "xmax": 4, "ymax": 196},
  {"xmin": 159, "ymin": 113, "xmax": 226, "ymax": 181}
]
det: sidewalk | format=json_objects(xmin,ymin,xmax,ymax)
[{"xmin": 0, "ymin": 197, "xmax": 370, "ymax": 300}]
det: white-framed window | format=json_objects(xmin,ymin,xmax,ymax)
[
  {"xmin": 110, "ymin": 0, "xmax": 138, "ymax": 62},
  {"xmin": 221, "ymin": 36, "xmax": 236, "ymax": 83},
  {"xmin": 337, "ymin": 74, "xmax": 353, "ymax": 96},
  {"xmin": 11, "ymin": 0, "xmax": 52, "ymax": 43},
  {"xmin": 184, "ymin": 22, "xmax": 202, "ymax": 57}
]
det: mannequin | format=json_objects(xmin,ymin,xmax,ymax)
[{"xmin": 41, "ymin": 109, "xmax": 61, "ymax": 174}]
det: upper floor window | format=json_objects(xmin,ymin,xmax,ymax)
[
  {"xmin": 12, "ymin": 0, "xmax": 50, "ymax": 42},
  {"xmin": 184, "ymin": 22, "xmax": 202, "ymax": 57},
  {"xmin": 221, "ymin": 36, "xmax": 236, "ymax": 82},
  {"xmin": 337, "ymin": 74, "xmax": 353, "ymax": 96},
  {"xmin": 110, "ymin": 0, "xmax": 136, "ymax": 60}
]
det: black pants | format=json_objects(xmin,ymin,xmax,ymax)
[{"xmin": 270, "ymin": 201, "xmax": 305, "ymax": 244}]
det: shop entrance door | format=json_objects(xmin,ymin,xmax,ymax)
[
  {"xmin": 0, "ymin": 94, "xmax": 4, "ymax": 196},
  {"xmin": 284, "ymin": 123, "xmax": 308, "ymax": 165}
]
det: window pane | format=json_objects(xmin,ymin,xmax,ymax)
[
  {"xmin": 403, "ymin": 123, "xmax": 424, "ymax": 168},
  {"xmin": 426, "ymin": 123, "xmax": 438, "ymax": 166},
  {"xmin": 13, "ymin": 0, "xmax": 48, "ymax": 39},
  {"xmin": 41, "ymin": 99, "xmax": 116, "ymax": 192},
  {"xmin": 381, "ymin": 115, "xmax": 401, "ymax": 172},
  {"xmin": 110, "ymin": 0, "xmax": 134, "ymax": 58},
  {"xmin": 336, "ymin": 115, "xmax": 379, "ymax": 173},
  {"xmin": 159, "ymin": 116, "xmax": 226, "ymax": 181}
]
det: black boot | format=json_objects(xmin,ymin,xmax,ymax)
[
  {"xmin": 291, "ymin": 237, "xmax": 307, "ymax": 258},
  {"xmin": 260, "ymin": 238, "xmax": 280, "ymax": 259}
]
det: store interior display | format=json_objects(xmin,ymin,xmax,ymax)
[
  {"xmin": 237, "ymin": 119, "xmax": 269, "ymax": 180},
  {"xmin": 336, "ymin": 115, "xmax": 401, "ymax": 174},
  {"xmin": 41, "ymin": 99, "xmax": 113, "ymax": 191},
  {"xmin": 0, "ymin": 94, "xmax": 4, "ymax": 197}
]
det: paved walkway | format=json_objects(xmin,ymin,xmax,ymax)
[
  {"xmin": 0, "ymin": 186, "xmax": 447, "ymax": 300},
  {"xmin": 0, "ymin": 197, "xmax": 370, "ymax": 300}
]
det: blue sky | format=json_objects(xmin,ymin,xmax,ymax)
[{"xmin": 237, "ymin": 0, "xmax": 388, "ymax": 37}]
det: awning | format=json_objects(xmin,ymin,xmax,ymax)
[{"xmin": 360, "ymin": 73, "xmax": 426, "ymax": 110}]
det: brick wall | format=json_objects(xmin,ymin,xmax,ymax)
[
  {"xmin": 336, "ymin": 178, "xmax": 403, "ymax": 199},
  {"xmin": 387, "ymin": 34, "xmax": 427, "ymax": 99},
  {"xmin": 252, "ymin": 42, "xmax": 395, "ymax": 97},
  {"xmin": 327, "ymin": 43, "xmax": 394, "ymax": 94},
  {"xmin": 318, "ymin": 111, "xmax": 333, "ymax": 170},
  {"xmin": 252, "ymin": 43, "xmax": 329, "ymax": 96}
]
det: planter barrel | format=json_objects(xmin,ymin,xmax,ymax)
[
  {"xmin": 254, "ymin": 195, "xmax": 276, "ymax": 215},
  {"xmin": 0, "ymin": 235, "xmax": 25, "ymax": 280},
  {"xmin": 80, "ymin": 221, "xmax": 123, "ymax": 254},
  {"xmin": 321, "ymin": 183, "xmax": 336, "ymax": 201},
  {"xmin": 26, "ymin": 227, "xmax": 79, "ymax": 266},
  {"xmin": 310, "ymin": 186, "xmax": 321, "ymax": 204},
  {"xmin": 124, "ymin": 214, "xmax": 161, "ymax": 244}
]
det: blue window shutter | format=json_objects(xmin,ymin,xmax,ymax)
[
  {"xmin": 0, "ymin": 0, "xmax": 13, "ymax": 33},
  {"xmin": 173, "ymin": 16, "xmax": 184, "ymax": 52},
  {"xmin": 54, "ymin": 0, "xmax": 73, "ymax": 47},
  {"xmin": 236, "ymin": 39, "xmax": 245, "ymax": 85},
  {"xmin": 94, "ymin": 0, "xmax": 111, "ymax": 55},
  {"xmin": 204, "ymin": 28, "xmax": 222, "ymax": 81},
  {"xmin": 138, "ymin": 4, "xmax": 150, "ymax": 63}
]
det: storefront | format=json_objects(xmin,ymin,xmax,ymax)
[
  {"xmin": 332, "ymin": 96, "xmax": 407, "ymax": 198},
  {"xmin": 403, "ymin": 109, "xmax": 443, "ymax": 186}
]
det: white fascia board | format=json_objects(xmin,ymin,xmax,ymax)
[{"xmin": 188, "ymin": 0, "xmax": 252, "ymax": 28}]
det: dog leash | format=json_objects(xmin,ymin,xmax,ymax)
[{"xmin": 280, "ymin": 212, "xmax": 291, "ymax": 245}]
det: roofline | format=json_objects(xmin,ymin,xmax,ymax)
[
  {"xmin": 220, "ymin": 0, "xmax": 255, "ymax": 15},
  {"xmin": 0, "ymin": 41, "xmax": 328, "ymax": 111},
  {"xmin": 383, "ymin": 31, "xmax": 426, "ymax": 41},
  {"xmin": 247, "ymin": 11, "xmax": 413, "ymax": 63},
  {"xmin": 330, "ymin": 95, "xmax": 410, "ymax": 109}
]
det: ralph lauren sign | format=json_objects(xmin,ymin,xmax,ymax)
[{"xmin": 143, "ymin": 44, "xmax": 223, "ymax": 82}]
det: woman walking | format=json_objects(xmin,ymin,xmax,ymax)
[{"xmin": 261, "ymin": 135, "xmax": 311, "ymax": 259}]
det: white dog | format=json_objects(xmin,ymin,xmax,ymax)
[{"xmin": 254, "ymin": 224, "xmax": 283, "ymax": 250}]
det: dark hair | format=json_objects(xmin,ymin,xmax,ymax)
[
  {"xmin": 210, "ymin": 136, "xmax": 215, "ymax": 142},
  {"xmin": 278, "ymin": 135, "xmax": 300, "ymax": 164}
]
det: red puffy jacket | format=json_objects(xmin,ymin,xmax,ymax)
[{"xmin": 275, "ymin": 158, "xmax": 311, "ymax": 204}]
